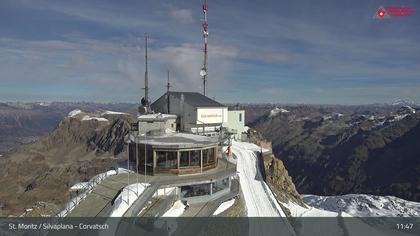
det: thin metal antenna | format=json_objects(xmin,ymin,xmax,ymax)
[
  {"xmin": 166, "ymin": 70, "xmax": 172, "ymax": 113},
  {"xmin": 200, "ymin": 0, "xmax": 209, "ymax": 96},
  {"xmin": 166, "ymin": 70, "xmax": 172, "ymax": 93},
  {"xmin": 144, "ymin": 36, "xmax": 149, "ymax": 103},
  {"xmin": 140, "ymin": 35, "xmax": 151, "ymax": 113}
]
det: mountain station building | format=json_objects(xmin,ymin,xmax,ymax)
[{"xmin": 151, "ymin": 92, "xmax": 228, "ymax": 136}]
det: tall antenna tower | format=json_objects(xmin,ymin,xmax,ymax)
[
  {"xmin": 140, "ymin": 36, "xmax": 151, "ymax": 113},
  {"xmin": 200, "ymin": 0, "xmax": 209, "ymax": 96},
  {"xmin": 166, "ymin": 70, "xmax": 172, "ymax": 113}
]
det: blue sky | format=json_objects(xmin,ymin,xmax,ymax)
[{"xmin": 0, "ymin": 0, "xmax": 419, "ymax": 104}]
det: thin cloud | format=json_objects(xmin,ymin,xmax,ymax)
[{"xmin": 169, "ymin": 9, "xmax": 194, "ymax": 24}]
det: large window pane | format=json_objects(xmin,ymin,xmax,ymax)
[
  {"xmin": 203, "ymin": 147, "xmax": 215, "ymax": 166},
  {"xmin": 130, "ymin": 144, "xmax": 152, "ymax": 173},
  {"xmin": 156, "ymin": 151, "xmax": 177, "ymax": 169},
  {"xmin": 190, "ymin": 150, "xmax": 200, "ymax": 167},
  {"xmin": 212, "ymin": 177, "xmax": 229, "ymax": 193},
  {"xmin": 180, "ymin": 151, "xmax": 189, "ymax": 167},
  {"xmin": 181, "ymin": 183, "xmax": 211, "ymax": 198}
]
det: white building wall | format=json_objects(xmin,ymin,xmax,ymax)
[
  {"xmin": 138, "ymin": 118, "xmax": 177, "ymax": 133},
  {"xmin": 196, "ymin": 107, "xmax": 228, "ymax": 124},
  {"xmin": 226, "ymin": 110, "xmax": 246, "ymax": 140}
]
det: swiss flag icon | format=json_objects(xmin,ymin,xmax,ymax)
[{"xmin": 374, "ymin": 6, "xmax": 390, "ymax": 19}]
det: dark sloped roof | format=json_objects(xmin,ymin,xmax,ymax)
[{"xmin": 161, "ymin": 92, "xmax": 225, "ymax": 108}]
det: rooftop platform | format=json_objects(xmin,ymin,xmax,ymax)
[
  {"xmin": 128, "ymin": 132, "xmax": 219, "ymax": 149},
  {"xmin": 137, "ymin": 113, "xmax": 177, "ymax": 121}
]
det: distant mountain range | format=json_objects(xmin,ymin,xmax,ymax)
[
  {"xmin": 0, "ymin": 102, "xmax": 136, "ymax": 153},
  {"xmin": 249, "ymin": 104, "xmax": 420, "ymax": 202}
]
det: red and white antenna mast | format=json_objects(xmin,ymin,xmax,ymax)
[{"xmin": 200, "ymin": 0, "xmax": 209, "ymax": 96}]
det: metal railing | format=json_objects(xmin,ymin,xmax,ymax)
[{"xmin": 54, "ymin": 170, "xmax": 117, "ymax": 217}]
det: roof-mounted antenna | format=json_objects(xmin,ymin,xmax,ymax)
[
  {"xmin": 140, "ymin": 35, "xmax": 151, "ymax": 114},
  {"xmin": 200, "ymin": 0, "xmax": 209, "ymax": 96},
  {"xmin": 166, "ymin": 70, "xmax": 172, "ymax": 113}
]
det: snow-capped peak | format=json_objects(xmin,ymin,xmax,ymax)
[{"xmin": 269, "ymin": 107, "xmax": 290, "ymax": 117}]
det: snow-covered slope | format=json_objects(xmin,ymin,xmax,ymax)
[
  {"xmin": 231, "ymin": 141, "xmax": 285, "ymax": 217},
  {"xmin": 231, "ymin": 141, "xmax": 342, "ymax": 218},
  {"xmin": 303, "ymin": 194, "xmax": 420, "ymax": 217}
]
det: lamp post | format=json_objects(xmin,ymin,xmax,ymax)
[
  {"xmin": 135, "ymin": 134, "xmax": 139, "ymax": 196},
  {"xmin": 144, "ymin": 132, "xmax": 147, "ymax": 185},
  {"xmin": 127, "ymin": 138, "xmax": 130, "ymax": 205}
]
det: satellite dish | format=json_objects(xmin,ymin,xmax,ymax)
[{"xmin": 200, "ymin": 69, "xmax": 207, "ymax": 77}]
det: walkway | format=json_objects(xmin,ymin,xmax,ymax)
[
  {"xmin": 67, "ymin": 173, "xmax": 129, "ymax": 217},
  {"xmin": 67, "ymin": 159, "xmax": 236, "ymax": 217}
]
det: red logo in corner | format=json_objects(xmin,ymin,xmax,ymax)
[
  {"xmin": 374, "ymin": 5, "xmax": 416, "ymax": 19},
  {"xmin": 374, "ymin": 6, "xmax": 390, "ymax": 19}
]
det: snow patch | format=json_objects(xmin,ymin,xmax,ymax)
[
  {"xmin": 69, "ymin": 182, "xmax": 89, "ymax": 191},
  {"xmin": 68, "ymin": 109, "xmax": 82, "ymax": 117},
  {"xmin": 393, "ymin": 114, "xmax": 409, "ymax": 122},
  {"xmin": 360, "ymin": 114, "xmax": 375, "ymax": 121},
  {"xmin": 39, "ymin": 102, "xmax": 51, "ymax": 106},
  {"xmin": 323, "ymin": 113, "xmax": 344, "ymax": 120},
  {"xmin": 109, "ymin": 183, "xmax": 149, "ymax": 217},
  {"xmin": 81, "ymin": 115, "xmax": 108, "ymax": 122},
  {"xmin": 101, "ymin": 110, "xmax": 128, "ymax": 116},
  {"xmin": 269, "ymin": 107, "xmax": 290, "ymax": 117},
  {"xmin": 162, "ymin": 200, "xmax": 186, "ymax": 217},
  {"xmin": 213, "ymin": 198, "xmax": 235, "ymax": 215}
]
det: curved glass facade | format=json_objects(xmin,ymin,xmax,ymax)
[{"xmin": 130, "ymin": 143, "xmax": 218, "ymax": 175}]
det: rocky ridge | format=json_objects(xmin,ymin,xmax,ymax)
[
  {"xmin": 251, "ymin": 105, "xmax": 420, "ymax": 202},
  {"xmin": 0, "ymin": 110, "xmax": 136, "ymax": 216}
]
